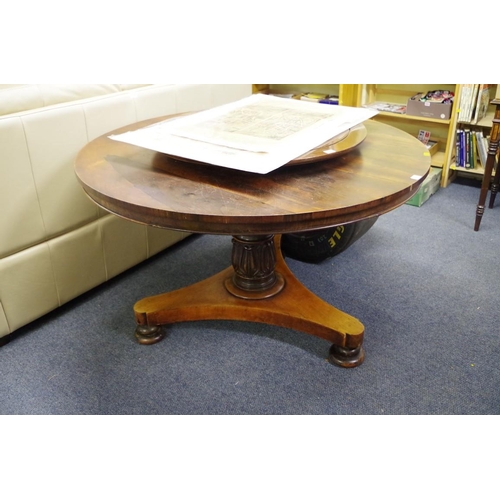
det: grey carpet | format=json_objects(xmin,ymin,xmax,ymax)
[{"xmin": 1, "ymin": 177, "xmax": 499, "ymax": 414}]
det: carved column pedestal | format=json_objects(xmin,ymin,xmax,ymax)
[{"xmin": 225, "ymin": 235, "xmax": 285, "ymax": 299}]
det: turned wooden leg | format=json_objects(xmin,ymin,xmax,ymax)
[
  {"xmin": 475, "ymin": 122, "xmax": 499, "ymax": 230},
  {"xmin": 482, "ymin": 106, "xmax": 500, "ymax": 216},
  {"xmin": 488, "ymin": 112, "xmax": 500, "ymax": 209},
  {"xmin": 475, "ymin": 203, "xmax": 486, "ymax": 231},
  {"xmin": 488, "ymin": 158, "xmax": 499, "ymax": 209},
  {"xmin": 475, "ymin": 168, "xmax": 493, "ymax": 231}
]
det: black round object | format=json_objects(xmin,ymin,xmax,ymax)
[{"xmin": 281, "ymin": 217, "xmax": 378, "ymax": 263}]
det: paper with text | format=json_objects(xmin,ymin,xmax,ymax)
[{"xmin": 109, "ymin": 94, "xmax": 378, "ymax": 174}]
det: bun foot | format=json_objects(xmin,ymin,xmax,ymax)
[
  {"xmin": 134, "ymin": 325, "xmax": 165, "ymax": 345},
  {"xmin": 328, "ymin": 344, "xmax": 365, "ymax": 368}
]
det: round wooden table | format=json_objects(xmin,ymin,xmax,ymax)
[{"xmin": 75, "ymin": 116, "xmax": 430, "ymax": 368}]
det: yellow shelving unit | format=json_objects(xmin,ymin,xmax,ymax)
[
  {"xmin": 358, "ymin": 84, "xmax": 499, "ymax": 187},
  {"xmin": 450, "ymin": 85, "xmax": 498, "ymax": 179},
  {"xmin": 357, "ymin": 84, "xmax": 460, "ymax": 187},
  {"xmin": 252, "ymin": 84, "xmax": 498, "ymax": 188}
]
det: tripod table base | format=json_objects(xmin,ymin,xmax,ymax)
[{"xmin": 133, "ymin": 236, "xmax": 365, "ymax": 368}]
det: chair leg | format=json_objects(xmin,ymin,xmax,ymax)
[
  {"xmin": 476, "ymin": 100, "xmax": 500, "ymax": 228},
  {"xmin": 488, "ymin": 160, "xmax": 499, "ymax": 209},
  {"xmin": 475, "ymin": 169, "xmax": 493, "ymax": 231},
  {"xmin": 476, "ymin": 141, "xmax": 499, "ymax": 230}
]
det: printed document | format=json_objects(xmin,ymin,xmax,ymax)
[{"xmin": 109, "ymin": 94, "xmax": 378, "ymax": 174}]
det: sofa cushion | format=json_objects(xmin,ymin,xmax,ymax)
[
  {"xmin": 0, "ymin": 84, "xmax": 150, "ymax": 116},
  {"xmin": 1, "ymin": 83, "xmax": 249, "ymax": 259}
]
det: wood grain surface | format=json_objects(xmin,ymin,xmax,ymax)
[{"xmin": 75, "ymin": 116, "xmax": 431, "ymax": 235}]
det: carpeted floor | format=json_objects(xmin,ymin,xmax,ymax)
[{"xmin": 1, "ymin": 177, "xmax": 499, "ymax": 415}]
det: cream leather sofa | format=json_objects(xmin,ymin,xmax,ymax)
[{"xmin": 0, "ymin": 83, "xmax": 252, "ymax": 343}]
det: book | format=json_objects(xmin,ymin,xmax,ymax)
[
  {"xmin": 475, "ymin": 130, "xmax": 488, "ymax": 168},
  {"xmin": 472, "ymin": 85, "xmax": 492, "ymax": 124},
  {"xmin": 364, "ymin": 101, "xmax": 407, "ymax": 114},
  {"xmin": 300, "ymin": 93, "xmax": 339, "ymax": 105},
  {"xmin": 458, "ymin": 84, "xmax": 492, "ymax": 124},
  {"xmin": 455, "ymin": 127, "xmax": 489, "ymax": 169},
  {"xmin": 471, "ymin": 130, "xmax": 477, "ymax": 169},
  {"xmin": 418, "ymin": 129, "xmax": 431, "ymax": 144},
  {"xmin": 464, "ymin": 129, "xmax": 471, "ymax": 169},
  {"xmin": 269, "ymin": 93, "xmax": 295, "ymax": 99},
  {"xmin": 458, "ymin": 84, "xmax": 478, "ymax": 123},
  {"xmin": 457, "ymin": 129, "xmax": 466, "ymax": 167},
  {"xmin": 456, "ymin": 129, "xmax": 462, "ymax": 167},
  {"xmin": 468, "ymin": 85, "xmax": 479, "ymax": 123},
  {"xmin": 458, "ymin": 85, "xmax": 470, "ymax": 123}
]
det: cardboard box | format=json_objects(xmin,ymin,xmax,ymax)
[
  {"xmin": 406, "ymin": 93, "xmax": 452, "ymax": 120},
  {"xmin": 406, "ymin": 167, "xmax": 442, "ymax": 207},
  {"xmin": 426, "ymin": 141, "xmax": 439, "ymax": 155}
]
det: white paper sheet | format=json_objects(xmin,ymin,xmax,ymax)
[{"xmin": 109, "ymin": 94, "xmax": 378, "ymax": 174}]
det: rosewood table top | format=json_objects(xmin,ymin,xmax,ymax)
[{"xmin": 75, "ymin": 116, "xmax": 430, "ymax": 236}]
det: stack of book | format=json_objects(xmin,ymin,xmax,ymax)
[
  {"xmin": 268, "ymin": 92, "xmax": 339, "ymax": 105},
  {"xmin": 299, "ymin": 92, "xmax": 339, "ymax": 105},
  {"xmin": 455, "ymin": 128, "xmax": 489, "ymax": 169},
  {"xmin": 363, "ymin": 101, "xmax": 407, "ymax": 114},
  {"xmin": 457, "ymin": 84, "xmax": 492, "ymax": 124}
]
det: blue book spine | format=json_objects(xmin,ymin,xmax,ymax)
[{"xmin": 460, "ymin": 129, "xmax": 466, "ymax": 167}]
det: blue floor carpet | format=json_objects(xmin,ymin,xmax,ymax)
[{"xmin": 1, "ymin": 177, "xmax": 499, "ymax": 415}]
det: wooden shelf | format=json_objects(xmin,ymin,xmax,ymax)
[
  {"xmin": 450, "ymin": 163, "xmax": 485, "ymax": 176},
  {"xmin": 372, "ymin": 110, "xmax": 451, "ymax": 125},
  {"xmin": 475, "ymin": 111, "xmax": 495, "ymax": 128},
  {"xmin": 431, "ymin": 151, "xmax": 446, "ymax": 168},
  {"xmin": 252, "ymin": 84, "xmax": 359, "ymax": 107}
]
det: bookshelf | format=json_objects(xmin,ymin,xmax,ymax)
[
  {"xmin": 252, "ymin": 84, "xmax": 359, "ymax": 106},
  {"xmin": 450, "ymin": 84, "xmax": 498, "ymax": 179},
  {"xmin": 356, "ymin": 84, "xmax": 500, "ymax": 187},
  {"xmin": 252, "ymin": 84, "xmax": 499, "ymax": 188},
  {"xmin": 357, "ymin": 84, "xmax": 460, "ymax": 187}
]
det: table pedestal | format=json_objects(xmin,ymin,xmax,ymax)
[{"xmin": 134, "ymin": 235, "xmax": 365, "ymax": 368}]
